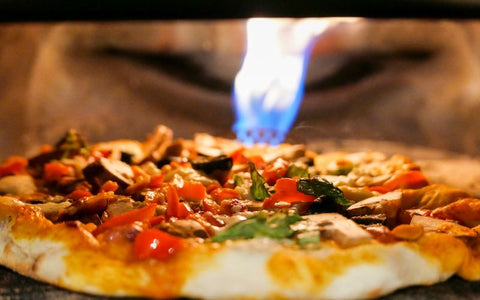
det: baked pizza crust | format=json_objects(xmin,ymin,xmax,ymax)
[
  {"xmin": 1, "ymin": 128, "xmax": 480, "ymax": 299},
  {"xmin": 0, "ymin": 195, "xmax": 477, "ymax": 299}
]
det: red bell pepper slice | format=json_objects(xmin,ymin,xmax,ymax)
[
  {"xmin": 229, "ymin": 148, "xmax": 265, "ymax": 168},
  {"xmin": 147, "ymin": 174, "xmax": 165, "ymax": 189},
  {"xmin": 177, "ymin": 181, "xmax": 206, "ymax": 201},
  {"xmin": 0, "ymin": 156, "xmax": 28, "ymax": 177},
  {"xmin": 210, "ymin": 188, "xmax": 239, "ymax": 202},
  {"xmin": 133, "ymin": 228, "xmax": 184, "ymax": 260},
  {"xmin": 166, "ymin": 185, "xmax": 193, "ymax": 219},
  {"xmin": 367, "ymin": 186, "xmax": 392, "ymax": 194},
  {"xmin": 368, "ymin": 171, "xmax": 429, "ymax": 194},
  {"xmin": 383, "ymin": 170, "xmax": 428, "ymax": 190},
  {"xmin": 43, "ymin": 161, "xmax": 72, "ymax": 181},
  {"xmin": 93, "ymin": 203, "xmax": 157, "ymax": 236},
  {"xmin": 263, "ymin": 178, "xmax": 316, "ymax": 209},
  {"xmin": 100, "ymin": 180, "xmax": 119, "ymax": 193},
  {"xmin": 261, "ymin": 159, "xmax": 289, "ymax": 185},
  {"xmin": 66, "ymin": 188, "xmax": 93, "ymax": 200}
]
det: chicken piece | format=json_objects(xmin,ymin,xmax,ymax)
[
  {"xmin": 432, "ymin": 198, "xmax": 480, "ymax": 227},
  {"xmin": 402, "ymin": 184, "xmax": 471, "ymax": 209},
  {"xmin": 411, "ymin": 215, "xmax": 477, "ymax": 238}
]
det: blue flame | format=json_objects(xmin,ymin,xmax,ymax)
[
  {"xmin": 232, "ymin": 19, "xmax": 319, "ymax": 145},
  {"xmin": 233, "ymin": 54, "xmax": 312, "ymax": 145}
]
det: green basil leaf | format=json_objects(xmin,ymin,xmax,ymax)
[
  {"xmin": 297, "ymin": 178, "xmax": 353, "ymax": 207},
  {"xmin": 249, "ymin": 162, "xmax": 270, "ymax": 201},
  {"xmin": 212, "ymin": 212, "xmax": 303, "ymax": 242}
]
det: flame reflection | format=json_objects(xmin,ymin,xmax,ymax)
[{"xmin": 232, "ymin": 18, "xmax": 358, "ymax": 145}]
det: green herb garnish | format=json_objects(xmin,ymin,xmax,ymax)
[
  {"xmin": 297, "ymin": 178, "xmax": 353, "ymax": 207},
  {"xmin": 249, "ymin": 162, "xmax": 270, "ymax": 201},
  {"xmin": 212, "ymin": 212, "xmax": 303, "ymax": 242}
]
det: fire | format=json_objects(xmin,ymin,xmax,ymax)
[{"xmin": 232, "ymin": 18, "xmax": 358, "ymax": 145}]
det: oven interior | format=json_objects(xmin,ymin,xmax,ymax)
[
  {"xmin": 1, "ymin": 2, "xmax": 480, "ymax": 299},
  {"xmin": 2, "ymin": 3, "xmax": 480, "ymax": 191}
]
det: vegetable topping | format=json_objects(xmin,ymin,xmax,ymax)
[{"xmin": 6, "ymin": 125, "xmax": 468, "ymax": 263}]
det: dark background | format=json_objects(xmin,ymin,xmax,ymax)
[
  {"xmin": 1, "ymin": 265, "xmax": 480, "ymax": 299},
  {"xmin": 1, "ymin": 0, "xmax": 480, "ymax": 21}
]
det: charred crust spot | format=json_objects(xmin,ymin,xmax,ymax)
[
  {"xmin": 3, "ymin": 242, "xmax": 13, "ymax": 256},
  {"xmin": 31, "ymin": 254, "xmax": 43, "ymax": 273}
]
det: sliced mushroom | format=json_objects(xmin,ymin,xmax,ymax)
[
  {"xmin": 55, "ymin": 192, "xmax": 119, "ymax": 222},
  {"xmin": 351, "ymin": 214, "xmax": 387, "ymax": 225},
  {"xmin": 67, "ymin": 192, "xmax": 117, "ymax": 215},
  {"xmin": 192, "ymin": 155, "xmax": 233, "ymax": 183},
  {"xmin": 162, "ymin": 218, "xmax": 209, "ymax": 238},
  {"xmin": 82, "ymin": 157, "xmax": 134, "ymax": 193},
  {"xmin": 32, "ymin": 201, "xmax": 72, "ymax": 220},
  {"xmin": 103, "ymin": 197, "xmax": 147, "ymax": 218},
  {"xmin": 192, "ymin": 155, "xmax": 233, "ymax": 174},
  {"xmin": 292, "ymin": 213, "xmax": 372, "ymax": 247},
  {"xmin": 347, "ymin": 191, "xmax": 402, "ymax": 226}
]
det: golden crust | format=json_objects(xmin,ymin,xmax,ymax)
[
  {"xmin": 2, "ymin": 196, "xmax": 480, "ymax": 299},
  {"xmin": 0, "ymin": 197, "xmax": 191, "ymax": 297}
]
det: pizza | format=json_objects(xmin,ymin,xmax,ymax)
[{"xmin": 1, "ymin": 124, "xmax": 480, "ymax": 299}]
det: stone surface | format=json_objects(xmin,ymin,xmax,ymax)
[{"xmin": 0, "ymin": 265, "xmax": 479, "ymax": 299}]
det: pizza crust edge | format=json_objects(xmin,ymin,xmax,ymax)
[{"xmin": 1, "ymin": 195, "xmax": 477, "ymax": 299}]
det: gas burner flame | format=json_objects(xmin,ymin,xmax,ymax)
[{"xmin": 232, "ymin": 18, "xmax": 357, "ymax": 145}]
